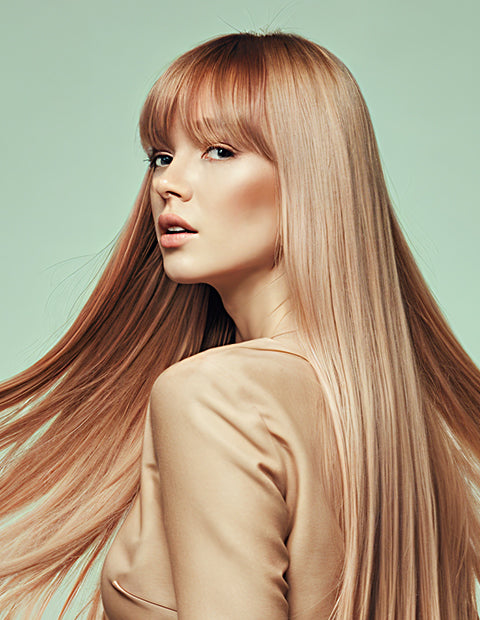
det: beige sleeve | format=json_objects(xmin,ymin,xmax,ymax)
[{"xmin": 149, "ymin": 358, "xmax": 290, "ymax": 620}]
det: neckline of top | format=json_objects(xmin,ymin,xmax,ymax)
[
  {"xmin": 235, "ymin": 328, "xmax": 297, "ymax": 343},
  {"xmin": 231, "ymin": 330, "xmax": 310, "ymax": 363}
]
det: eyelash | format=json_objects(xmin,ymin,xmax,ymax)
[{"xmin": 145, "ymin": 146, "xmax": 235, "ymax": 170}]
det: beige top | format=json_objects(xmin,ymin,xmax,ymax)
[{"xmin": 100, "ymin": 332, "xmax": 344, "ymax": 619}]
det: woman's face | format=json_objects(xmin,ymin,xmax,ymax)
[{"xmin": 149, "ymin": 117, "xmax": 279, "ymax": 294}]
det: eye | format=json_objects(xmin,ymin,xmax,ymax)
[
  {"xmin": 146, "ymin": 152, "xmax": 173, "ymax": 169},
  {"xmin": 203, "ymin": 146, "xmax": 235, "ymax": 161}
]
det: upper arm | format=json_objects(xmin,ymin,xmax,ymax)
[{"xmin": 149, "ymin": 358, "xmax": 290, "ymax": 619}]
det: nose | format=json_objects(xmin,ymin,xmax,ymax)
[{"xmin": 151, "ymin": 160, "xmax": 193, "ymax": 203}]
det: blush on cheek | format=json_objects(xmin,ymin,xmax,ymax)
[{"xmin": 233, "ymin": 168, "xmax": 277, "ymax": 217}]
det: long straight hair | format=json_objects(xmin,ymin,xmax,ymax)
[{"xmin": 1, "ymin": 32, "xmax": 480, "ymax": 618}]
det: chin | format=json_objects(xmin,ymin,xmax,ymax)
[
  {"xmin": 161, "ymin": 258, "xmax": 224, "ymax": 287},
  {"xmin": 162, "ymin": 266, "xmax": 205, "ymax": 285},
  {"xmin": 164, "ymin": 273, "xmax": 198, "ymax": 285}
]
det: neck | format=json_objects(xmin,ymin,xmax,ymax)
[{"xmin": 213, "ymin": 264, "xmax": 296, "ymax": 343}]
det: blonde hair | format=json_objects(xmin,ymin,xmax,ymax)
[{"xmin": 1, "ymin": 31, "xmax": 480, "ymax": 618}]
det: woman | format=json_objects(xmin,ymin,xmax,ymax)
[{"xmin": 1, "ymin": 31, "xmax": 480, "ymax": 619}]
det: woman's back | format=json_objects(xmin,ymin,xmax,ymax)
[{"xmin": 101, "ymin": 332, "xmax": 344, "ymax": 619}]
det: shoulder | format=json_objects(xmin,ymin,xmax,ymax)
[
  {"xmin": 149, "ymin": 339, "xmax": 325, "ymax": 465},
  {"xmin": 150, "ymin": 338, "xmax": 318, "ymax": 412},
  {"xmin": 148, "ymin": 338, "xmax": 334, "ymax": 514},
  {"xmin": 149, "ymin": 340, "xmax": 310, "ymax": 496}
]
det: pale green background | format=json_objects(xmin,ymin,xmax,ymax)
[{"xmin": 0, "ymin": 0, "xmax": 479, "ymax": 615}]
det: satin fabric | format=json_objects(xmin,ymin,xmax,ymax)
[{"xmin": 101, "ymin": 333, "xmax": 344, "ymax": 619}]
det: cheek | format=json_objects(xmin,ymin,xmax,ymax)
[
  {"xmin": 150, "ymin": 189, "xmax": 163, "ymax": 217},
  {"xmin": 220, "ymin": 166, "xmax": 278, "ymax": 232},
  {"xmin": 150, "ymin": 190, "xmax": 166, "ymax": 244},
  {"xmin": 150, "ymin": 191, "xmax": 159, "ymax": 224}
]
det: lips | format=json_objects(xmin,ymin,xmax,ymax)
[{"xmin": 158, "ymin": 213, "xmax": 197, "ymax": 236}]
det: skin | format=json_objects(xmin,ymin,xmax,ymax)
[{"xmin": 149, "ymin": 116, "xmax": 296, "ymax": 342}]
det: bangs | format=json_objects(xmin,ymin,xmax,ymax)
[{"xmin": 139, "ymin": 35, "xmax": 274, "ymax": 161}]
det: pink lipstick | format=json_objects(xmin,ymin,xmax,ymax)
[
  {"xmin": 158, "ymin": 213, "xmax": 198, "ymax": 249},
  {"xmin": 160, "ymin": 231, "xmax": 197, "ymax": 248}
]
